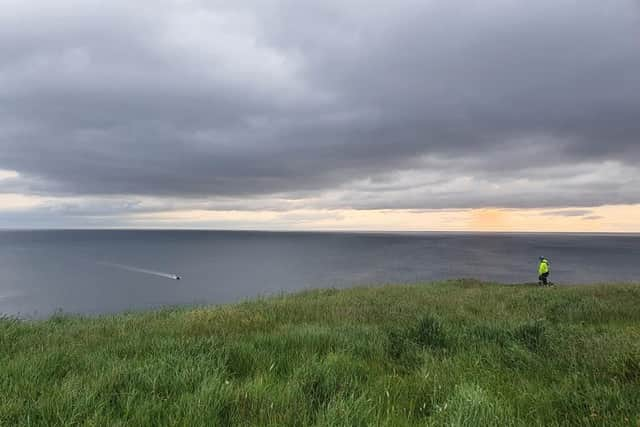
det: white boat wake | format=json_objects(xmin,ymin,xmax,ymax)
[{"xmin": 99, "ymin": 262, "xmax": 181, "ymax": 280}]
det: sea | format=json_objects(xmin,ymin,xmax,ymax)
[{"xmin": 1, "ymin": 230, "xmax": 639, "ymax": 318}]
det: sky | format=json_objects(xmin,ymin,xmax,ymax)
[{"xmin": 1, "ymin": 0, "xmax": 639, "ymax": 231}]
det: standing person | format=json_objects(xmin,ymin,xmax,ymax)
[{"xmin": 538, "ymin": 256, "xmax": 550, "ymax": 286}]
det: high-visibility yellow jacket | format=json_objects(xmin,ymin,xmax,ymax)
[{"xmin": 538, "ymin": 259, "xmax": 549, "ymax": 275}]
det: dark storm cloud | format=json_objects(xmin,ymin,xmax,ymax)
[{"xmin": 1, "ymin": 0, "xmax": 640, "ymax": 211}]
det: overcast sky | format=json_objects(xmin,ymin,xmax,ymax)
[{"xmin": 1, "ymin": 0, "xmax": 639, "ymax": 230}]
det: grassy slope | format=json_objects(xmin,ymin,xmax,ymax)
[{"xmin": 1, "ymin": 280, "xmax": 640, "ymax": 426}]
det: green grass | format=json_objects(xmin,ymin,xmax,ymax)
[{"xmin": 2, "ymin": 280, "xmax": 640, "ymax": 426}]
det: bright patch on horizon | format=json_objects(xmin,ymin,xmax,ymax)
[
  {"xmin": 0, "ymin": 170, "xmax": 19, "ymax": 180},
  {"xmin": 0, "ymin": 194, "xmax": 43, "ymax": 211}
]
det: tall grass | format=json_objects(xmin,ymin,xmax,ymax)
[{"xmin": 1, "ymin": 280, "xmax": 639, "ymax": 425}]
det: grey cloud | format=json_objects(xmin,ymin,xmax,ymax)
[
  {"xmin": 1, "ymin": 0, "xmax": 640, "ymax": 218},
  {"xmin": 541, "ymin": 210, "xmax": 594, "ymax": 217}
]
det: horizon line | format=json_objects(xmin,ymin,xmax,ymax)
[{"xmin": 1, "ymin": 227, "xmax": 639, "ymax": 236}]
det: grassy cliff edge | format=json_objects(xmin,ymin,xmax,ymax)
[{"xmin": 2, "ymin": 280, "xmax": 640, "ymax": 426}]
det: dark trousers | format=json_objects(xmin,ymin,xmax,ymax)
[{"xmin": 538, "ymin": 273, "xmax": 549, "ymax": 285}]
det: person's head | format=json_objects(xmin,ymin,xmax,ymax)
[{"xmin": 539, "ymin": 256, "xmax": 545, "ymax": 261}]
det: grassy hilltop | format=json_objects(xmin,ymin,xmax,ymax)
[{"xmin": 1, "ymin": 280, "xmax": 640, "ymax": 426}]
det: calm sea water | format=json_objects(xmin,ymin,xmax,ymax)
[{"xmin": 1, "ymin": 230, "xmax": 639, "ymax": 317}]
